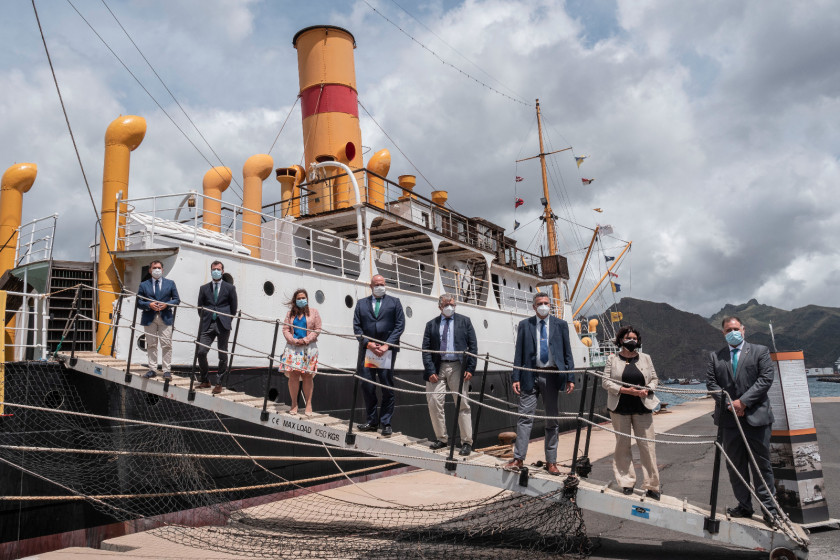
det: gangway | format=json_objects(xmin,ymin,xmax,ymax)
[{"xmin": 56, "ymin": 350, "xmax": 809, "ymax": 559}]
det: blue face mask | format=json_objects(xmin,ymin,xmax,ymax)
[
  {"xmin": 725, "ymin": 330, "xmax": 743, "ymax": 346},
  {"xmin": 296, "ymin": 299, "xmax": 308, "ymax": 308},
  {"xmin": 211, "ymin": 269, "xmax": 222, "ymax": 281}
]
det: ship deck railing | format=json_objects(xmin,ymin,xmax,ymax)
[{"xmin": 14, "ymin": 213, "xmax": 58, "ymax": 267}]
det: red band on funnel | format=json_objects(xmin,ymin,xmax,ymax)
[{"xmin": 301, "ymin": 84, "xmax": 359, "ymax": 118}]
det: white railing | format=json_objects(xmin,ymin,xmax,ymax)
[
  {"xmin": 15, "ymin": 214, "xmax": 58, "ymax": 266},
  {"xmin": 374, "ymin": 249, "xmax": 434, "ymax": 295},
  {"xmin": 3, "ymin": 290, "xmax": 49, "ymax": 361}
]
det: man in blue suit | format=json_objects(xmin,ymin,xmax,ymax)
[
  {"xmin": 137, "ymin": 260, "xmax": 180, "ymax": 380},
  {"xmin": 505, "ymin": 292, "xmax": 575, "ymax": 475},
  {"xmin": 352, "ymin": 274, "xmax": 405, "ymax": 437},
  {"xmin": 422, "ymin": 294, "xmax": 478, "ymax": 456}
]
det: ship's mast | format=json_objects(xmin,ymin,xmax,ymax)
[{"xmin": 535, "ymin": 99, "xmax": 562, "ymax": 306}]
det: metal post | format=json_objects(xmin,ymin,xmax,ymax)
[
  {"xmin": 472, "ymin": 353, "xmax": 490, "ymax": 438},
  {"xmin": 705, "ymin": 421, "xmax": 725, "ymax": 534},
  {"xmin": 577, "ymin": 370, "xmax": 599, "ymax": 477},
  {"xmin": 340, "ymin": 238, "xmax": 345, "ymax": 277},
  {"xmin": 445, "ymin": 353, "xmax": 469, "ymax": 471},
  {"xmin": 346, "ymin": 351, "xmax": 363, "ymax": 445},
  {"xmin": 111, "ymin": 293, "xmax": 124, "ymax": 358},
  {"xmin": 260, "ymin": 320, "xmax": 281, "ymax": 421},
  {"xmin": 123, "ymin": 299, "xmax": 139, "ymax": 383},
  {"xmin": 309, "ymin": 229, "xmax": 314, "ymax": 270},
  {"xmin": 188, "ymin": 338, "xmax": 199, "ymax": 402},
  {"xmin": 221, "ymin": 310, "xmax": 242, "ymax": 389},
  {"xmin": 162, "ymin": 306, "xmax": 178, "ymax": 393},
  {"xmin": 570, "ymin": 371, "xmax": 589, "ymax": 472}
]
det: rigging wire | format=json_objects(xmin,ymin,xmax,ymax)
[
  {"xmin": 386, "ymin": 0, "xmax": 528, "ymax": 103},
  {"xmin": 267, "ymin": 96, "xmax": 300, "ymax": 155},
  {"xmin": 65, "ymin": 0, "xmax": 244, "ymax": 198},
  {"xmin": 361, "ymin": 0, "xmax": 530, "ymax": 107},
  {"xmin": 29, "ymin": 0, "xmax": 124, "ymax": 293},
  {"xmin": 99, "ymin": 0, "xmax": 244, "ymax": 198}
]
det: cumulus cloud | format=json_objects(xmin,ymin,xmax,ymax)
[{"xmin": 2, "ymin": 0, "xmax": 838, "ymax": 317}]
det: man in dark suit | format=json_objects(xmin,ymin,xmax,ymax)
[
  {"xmin": 505, "ymin": 292, "xmax": 575, "ymax": 475},
  {"xmin": 138, "ymin": 260, "xmax": 180, "ymax": 380},
  {"xmin": 196, "ymin": 260, "xmax": 238, "ymax": 395},
  {"xmin": 421, "ymin": 294, "xmax": 478, "ymax": 456},
  {"xmin": 706, "ymin": 316, "xmax": 778, "ymax": 525},
  {"xmin": 352, "ymin": 274, "xmax": 405, "ymax": 437}
]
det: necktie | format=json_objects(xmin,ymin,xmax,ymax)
[
  {"xmin": 154, "ymin": 280, "xmax": 159, "ymax": 298},
  {"xmin": 441, "ymin": 318, "xmax": 451, "ymax": 355},
  {"xmin": 212, "ymin": 283, "xmax": 219, "ymax": 321},
  {"xmin": 732, "ymin": 348, "xmax": 740, "ymax": 379},
  {"xmin": 540, "ymin": 319, "xmax": 549, "ymax": 364},
  {"xmin": 374, "ymin": 297, "xmax": 381, "ymax": 317}
]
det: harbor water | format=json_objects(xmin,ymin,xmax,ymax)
[{"xmin": 658, "ymin": 377, "xmax": 840, "ymax": 407}]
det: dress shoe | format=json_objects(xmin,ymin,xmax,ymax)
[
  {"xmin": 460, "ymin": 443, "xmax": 472, "ymax": 456},
  {"xmin": 645, "ymin": 489, "xmax": 661, "ymax": 501},
  {"xmin": 726, "ymin": 506, "xmax": 754, "ymax": 518},
  {"xmin": 196, "ymin": 381, "xmax": 212, "ymax": 389},
  {"xmin": 545, "ymin": 462, "xmax": 560, "ymax": 475},
  {"xmin": 212, "ymin": 384, "xmax": 223, "ymax": 394},
  {"xmin": 429, "ymin": 440, "xmax": 448, "ymax": 450},
  {"xmin": 143, "ymin": 370, "xmax": 156, "ymax": 379},
  {"xmin": 163, "ymin": 372, "xmax": 172, "ymax": 380},
  {"xmin": 357, "ymin": 423, "xmax": 378, "ymax": 432},
  {"xmin": 504, "ymin": 458, "xmax": 524, "ymax": 471},
  {"xmin": 381, "ymin": 425, "xmax": 393, "ymax": 437},
  {"xmin": 622, "ymin": 487, "xmax": 634, "ymax": 495}
]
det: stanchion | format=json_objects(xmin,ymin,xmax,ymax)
[
  {"xmin": 111, "ymin": 294, "xmax": 124, "ymax": 358},
  {"xmin": 705, "ymin": 421, "xmax": 725, "ymax": 534},
  {"xmin": 221, "ymin": 310, "xmax": 242, "ymax": 389},
  {"xmin": 570, "ymin": 371, "xmax": 589, "ymax": 473},
  {"xmin": 123, "ymin": 299, "xmax": 139, "ymax": 384},
  {"xmin": 260, "ymin": 320, "xmax": 281, "ymax": 421},
  {"xmin": 577, "ymin": 370, "xmax": 599, "ymax": 477},
  {"xmin": 346, "ymin": 352, "xmax": 363, "ymax": 445},
  {"xmin": 163, "ymin": 306, "xmax": 178, "ymax": 392},
  {"xmin": 68, "ymin": 286, "xmax": 81, "ymax": 367},
  {"xmin": 187, "ymin": 334, "xmax": 199, "ymax": 402},
  {"xmin": 445, "ymin": 353, "xmax": 469, "ymax": 472},
  {"xmin": 471, "ymin": 353, "xmax": 490, "ymax": 438}
]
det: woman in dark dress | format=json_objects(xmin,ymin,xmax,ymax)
[{"xmin": 602, "ymin": 326, "xmax": 661, "ymax": 500}]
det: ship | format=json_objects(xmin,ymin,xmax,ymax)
[{"xmin": 0, "ymin": 24, "xmax": 619, "ymax": 558}]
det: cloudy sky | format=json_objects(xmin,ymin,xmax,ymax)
[{"xmin": 2, "ymin": 0, "xmax": 838, "ymax": 317}]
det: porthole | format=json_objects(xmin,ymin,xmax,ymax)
[
  {"xmin": 145, "ymin": 393, "xmax": 160, "ymax": 406},
  {"xmin": 345, "ymin": 295, "xmax": 353, "ymax": 308},
  {"xmin": 483, "ymin": 319, "xmax": 488, "ymax": 329},
  {"xmin": 43, "ymin": 390, "xmax": 64, "ymax": 409},
  {"xmin": 502, "ymin": 279, "xmax": 507, "ymax": 286},
  {"xmin": 137, "ymin": 334, "xmax": 146, "ymax": 351},
  {"xmin": 315, "ymin": 290, "xmax": 325, "ymax": 304},
  {"xmin": 268, "ymin": 387, "xmax": 279, "ymax": 402},
  {"xmin": 406, "ymin": 306, "xmax": 413, "ymax": 318},
  {"xmin": 518, "ymin": 282, "xmax": 521, "ymax": 290},
  {"xmin": 264, "ymin": 281, "xmax": 275, "ymax": 296},
  {"xmin": 222, "ymin": 272, "xmax": 234, "ymax": 285}
]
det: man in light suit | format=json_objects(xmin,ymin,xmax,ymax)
[
  {"xmin": 196, "ymin": 260, "xmax": 238, "ymax": 395},
  {"xmin": 505, "ymin": 292, "xmax": 575, "ymax": 475},
  {"xmin": 352, "ymin": 274, "xmax": 405, "ymax": 437},
  {"xmin": 138, "ymin": 260, "xmax": 180, "ymax": 380},
  {"xmin": 421, "ymin": 294, "xmax": 478, "ymax": 456},
  {"xmin": 706, "ymin": 316, "xmax": 778, "ymax": 525}
]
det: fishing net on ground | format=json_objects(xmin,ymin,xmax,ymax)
[{"xmin": 1, "ymin": 360, "xmax": 592, "ymax": 558}]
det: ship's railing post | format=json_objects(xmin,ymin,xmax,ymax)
[
  {"xmin": 274, "ymin": 218, "xmax": 279, "ymax": 263},
  {"xmin": 187, "ymin": 329, "xmax": 200, "ymax": 402},
  {"xmin": 162, "ymin": 305, "xmax": 178, "ymax": 393},
  {"xmin": 150, "ymin": 196, "xmax": 156, "ymax": 246},
  {"xmin": 705, "ymin": 420, "xmax": 725, "ymax": 534},
  {"xmin": 221, "ymin": 310, "xmax": 242, "ymax": 390},
  {"xmin": 346, "ymin": 351, "xmax": 362, "ymax": 445},
  {"xmin": 309, "ymin": 229, "xmax": 314, "ymax": 270},
  {"xmin": 39, "ymin": 295, "xmax": 48, "ymax": 360},
  {"xmin": 472, "ymin": 353, "xmax": 490, "ymax": 439},
  {"xmin": 570, "ymin": 370, "xmax": 590, "ymax": 473},
  {"xmin": 340, "ymin": 238, "xmax": 345, "ymax": 278},
  {"xmin": 68, "ymin": 286, "xmax": 82, "ymax": 367},
  {"xmin": 112, "ymin": 293, "xmax": 124, "ymax": 358},
  {"xmin": 260, "ymin": 319, "xmax": 281, "ymax": 421},
  {"xmin": 445, "ymin": 352, "xmax": 470, "ymax": 472},
  {"xmin": 577, "ymin": 369, "xmax": 599, "ymax": 477},
  {"xmin": 123, "ymin": 297, "xmax": 139, "ymax": 383}
]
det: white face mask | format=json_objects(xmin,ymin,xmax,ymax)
[
  {"xmin": 441, "ymin": 305, "xmax": 455, "ymax": 318},
  {"xmin": 150, "ymin": 268, "xmax": 163, "ymax": 279},
  {"xmin": 372, "ymin": 285, "xmax": 386, "ymax": 297},
  {"xmin": 536, "ymin": 304, "xmax": 550, "ymax": 318}
]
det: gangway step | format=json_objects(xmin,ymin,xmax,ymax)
[{"xmin": 55, "ymin": 351, "xmax": 810, "ymax": 559}]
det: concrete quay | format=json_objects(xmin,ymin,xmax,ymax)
[{"xmin": 26, "ymin": 397, "xmax": 840, "ymax": 559}]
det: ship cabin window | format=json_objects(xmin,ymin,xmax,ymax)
[
  {"xmin": 345, "ymin": 295, "xmax": 353, "ymax": 308},
  {"xmin": 529, "ymin": 286, "xmax": 533, "ymax": 292},
  {"xmin": 421, "ymin": 212, "xmax": 430, "ymax": 229},
  {"xmin": 263, "ymin": 281, "xmax": 275, "ymax": 296},
  {"xmin": 483, "ymin": 319, "xmax": 488, "ymax": 329},
  {"xmin": 137, "ymin": 334, "xmax": 146, "ymax": 351},
  {"xmin": 315, "ymin": 290, "xmax": 325, "ymax": 304},
  {"xmin": 406, "ymin": 306, "xmax": 413, "ymax": 318},
  {"xmin": 502, "ymin": 278, "xmax": 507, "ymax": 286},
  {"xmin": 517, "ymin": 282, "xmax": 521, "ymax": 290}
]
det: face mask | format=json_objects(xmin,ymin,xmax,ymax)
[
  {"xmin": 725, "ymin": 330, "xmax": 743, "ymax": 346},
  {"xmin": 441, "ymin": 305, "xmax": 455, "ymax": 318},
  {"xmin": 372, "ymin": 285, "xmax": 386, "ymax": 297},
  {"xmin": 536, "ymin": 304, "xmax": 550, "ymax": 317},
  {"xmin": 150, "ymin": 268, "xmax": 163, "ymax": 279},
  {"xmin": 622, "ymin": 339, "xmax": 638, "ymax": 351},
  {"xmin": 296, "ymin": 299, "xmax": 308, "ymax": 308},
  {"xmin": 211, "ymin": 269, "xmax": 222, "ymax": 281}
]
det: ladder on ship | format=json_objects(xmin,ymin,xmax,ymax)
[{"xmin": 55, "ymin": 350, "xmax": 810, "ymax": 559}]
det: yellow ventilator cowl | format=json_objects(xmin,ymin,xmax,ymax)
[
  {"xmin": 276, "ymin": 165, "xmax": 305, "ymax": 218},
  {"xmin": 97, "ymin": 115, "xmax": 147, "ymax": 355},
  {"xmin": 241, "ymin": 154, "xmax": 274, "ymax": 258},
  {"xmin": 588, "ymin": 318, "xmax": 599, "ymax": 332},
  {"xmin": 0, "ymin": 163, "xmax": 37, "ymax": 275},
  {"xmin": 431, "ymin": 190, "xmax": 448, "ymax": 207},
  {"xmin": 365, "ymin": 149, "xmax": 390, "ymax": 209},
  {"xmin": 398, "ymin": 174, "xmax": 416, "ymax": 200},
  {"xmin": 573, "ymin": 320, "xmax": 581, "ymax": 334},
  {"xmin": 202, "ymin": 166, "xmax": 232, "ymax": 232}
]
